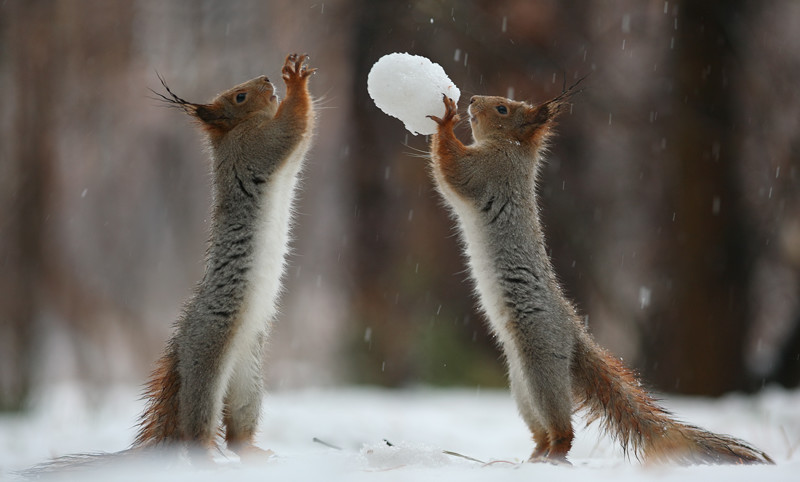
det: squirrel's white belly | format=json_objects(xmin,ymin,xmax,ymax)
[
  {"xmin": 437, "ymin": 178, "xmax": 541, "ymax": 420},
  {"xmin": 438, "ymin": 183, "xmax": 515, "ymax": 347},
  {"xmin": 220, "ymin": 144, "xmax": 306, "ymax": 393}
]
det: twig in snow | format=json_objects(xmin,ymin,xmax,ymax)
[
  {"xmin": 442, "ymin": 450, "xmax": 485, "ymax": 464},
  {"xmin": 313, "ymin": 437, "xmax": 342, "ymax": 450},
  {"xmin": 481, "ymin": 459, "xmax": 520, "ymax": 467}
]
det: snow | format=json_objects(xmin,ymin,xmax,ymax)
[
  {"xmin": 2, "ymin": 385, "xmax": 798, "ymax": 481},
  {"xmin": 367, "ymin": 53, "xmax": 461, "ymax": 136}
]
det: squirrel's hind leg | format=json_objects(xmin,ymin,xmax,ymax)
[
  {"xmin": 513, "ymin": 332, "xmax": 575, "ymax": 463},
  {"xmin": 508, "ymin": 365, "xmax": 551, "ymax": 458},
  {"xmin": 530, "ymin": 372, "xmax": 574, "ymax": 463},
  {"xmin": 223, "ymin": 334, "xmax": 272, "ymax": 461},
  {"xmin": 529, "ymin": 425, "xmax": 551, "ymax": 459},
  {"xmin": 176, "ymin": 324, "xmax": 231, "ymax": 452},
  {"xmin": 511, "ymin": 369, "xmax": 572, "ymax": 464}
]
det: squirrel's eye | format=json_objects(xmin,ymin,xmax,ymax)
[
  {"xmin": 235, "ymin": 92, "xmax": 247, "ymax": 103},
  {"xmin": 496, "ymin": 105, "xmax": 508, "ymax": 115}
]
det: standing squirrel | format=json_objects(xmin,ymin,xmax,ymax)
[
  {"xmin": 135, "ymin": 52, "xmax": 316, "ymax": 460},
  {"xmin": 28, "ymin": 53, "xmax": 316, "ymax": 473},
  {"xmin": 427, "ymin": 92, "xmax": 773, "ymax": 465}
]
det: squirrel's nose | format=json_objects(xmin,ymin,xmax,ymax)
[{"xmin": 469, "ymin": 96, "xmax": 477, "ymax": 105}]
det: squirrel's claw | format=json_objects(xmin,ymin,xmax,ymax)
[
  {"xmin": 282, "ymin": 53, "xmax": 316, "ymax": 82},
  {"xmin": 429, "ymin": 94, "xmax": 459, "ymax": 126}
]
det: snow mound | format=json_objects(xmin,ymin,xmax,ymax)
[
  {"xmin": 361, "ymin": 440, "xmax": 452, "ymax": 469},
  {"xmin": 367, "ymin": 52, "xmax": 461, "ymax": 136}
]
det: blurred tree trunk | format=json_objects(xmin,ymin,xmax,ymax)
[
  {"xmin": 0, "ymin": 0, "xmax": 58, "ymax": 410},
  {"xmin": 770, "ymin": 314, "xmax": 800, "ymax": 386},
  {"xmin": 346, "ymin": 0, "xmax": 501, "ymax": 386},
  {"xmin": 646, "ymin": 0, "xmax": 753, "ymax": 395},
  {"xmin": 0, "ymin": 1, "xmax": 138, "ymax": 409},
  {"xmin": 348, "ymin": 0, "xmax": 417, "ymax": 385}
]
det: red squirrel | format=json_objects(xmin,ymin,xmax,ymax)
[
  {"xmin": 427, "ymin": 91, "xmax": 773, "ymax": 465},
  {"xmin": 27, "ymin": 53, "xmax": 316, "ymax": 474}
]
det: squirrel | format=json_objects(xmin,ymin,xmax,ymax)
[
  {"xmin": 426, "ymin": 91, "xmax": 773, "ymax": 465},
  {"xmin": 26, "ymin": 53, "xmax": 316, "ymax": 474}
]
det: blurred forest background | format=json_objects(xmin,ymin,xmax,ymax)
[{"xmin": 1, "ymin": 0, "xmax": 799, "ymax": 412}]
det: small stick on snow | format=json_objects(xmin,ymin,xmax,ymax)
[
  {"xmin": 313, "ymin": 437, "xmax": 343, "ymax": 450},
  {"xmin": 481, "ymin": 459, "xmax": 520, "ymax": 467},
  {"xmin": 442, "ymin": 450, "xmax": 485, "ymax": 464}
]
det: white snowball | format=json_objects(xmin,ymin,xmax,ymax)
[{"xmin": 367, "ymin": 52, "xmax": 461, "ymax": 136}]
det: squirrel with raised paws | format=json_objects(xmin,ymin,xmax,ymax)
[
  {"xmin": 428, "ymin": 91, "xmax": 773, "ymax": 465},
  {"xmin": 27, "ymin": 53, "xmax": 316, "ymax": 474}
]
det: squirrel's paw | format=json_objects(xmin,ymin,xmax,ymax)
[
  {"xmin": 528, "ymin": 454, "xmax": 572, "ymax": 467},
  {"xmin": 185, "ymin": 443, "xmax": 218, "ymax": 468},
  {"xmin": 282, "ymin": 53, "xmax": 317, "ymax": 83},
  {"xmin": 428, "ymin": 94, "xmax": 459, "ymax": 126},
  {"xmin": 234, "ymin": 444, "xmax": 275, "ymax": 464}
]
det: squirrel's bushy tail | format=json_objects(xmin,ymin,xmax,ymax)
[
  {"xmin": 19, "ymin": 347, "xmax": 182, "ymax": 478},
  {"xmin": 17, "ymin": 450, "xmax": 139, "ymax": 479},
  {"xmin": 571, "ymin": 333, "xmax": 773, "ymax": 465},
  {"xmin": 133, "ymin": 342, "xmax": 182, "ymax": 447}
]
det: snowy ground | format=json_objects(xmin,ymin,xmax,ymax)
[{"xmin": 1, "ymin": 385, "xmax": 798, "ymax": 481}]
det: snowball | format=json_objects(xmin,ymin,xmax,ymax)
[{"xmin": 367, "ymin": 52, "xmax": 461, "ymax": 136}]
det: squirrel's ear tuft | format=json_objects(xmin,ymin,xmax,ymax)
[
  {"xmin": 525, "ymin": 72, "xmax": 586, "ymax": 129},
  {"xmin": 517, "ymin": 103, "xmax": 560, "ymax": 144},
  {"xmin": 150, "ymin": 74, "xmax": 234, "ymax": 139},
  {"xmin": 194, "ymin": 104, "xmax": 228, "ymax": 124},
  {"xmin": 522, "ymin": 104, "xmax": 554, "ymax": 128},
  {"xmin": 192, "ymin": 104, "xmax": 234, "ymax": 138}
]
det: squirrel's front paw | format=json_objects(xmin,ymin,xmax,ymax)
[
  {"xmin": 428, "ymin": 94, "xmax": 459, "ymax": 126},
  {"xmin": 282, "ymin": 53, "xmax": 317, "ymax": 84}
]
